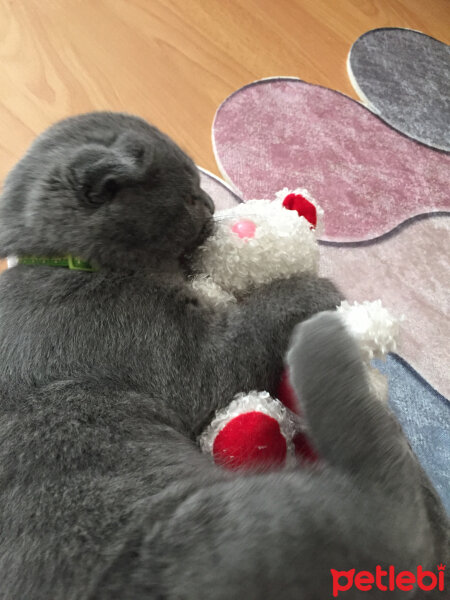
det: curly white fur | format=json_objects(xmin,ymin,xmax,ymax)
[
  {"xmin": 190, "ymin": 274, "xmax": 236, "ymax": 310},
  {"xmin": 337, "ymin": 300, "xmax": 402, "ymax": 360}
]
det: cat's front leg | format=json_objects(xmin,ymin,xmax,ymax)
[{"xmin": 203, "ymin": 274, "xmax": 343, "ymax": 420}]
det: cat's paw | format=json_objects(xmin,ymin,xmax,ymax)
[
  {"xmin": 288, "ymin": 311, "xmax": 388, "ymax": 404},
  {"xmin": 287, "ymin": 310, "xmax": 362, "ymax": 375}
]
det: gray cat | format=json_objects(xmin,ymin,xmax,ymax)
[{"xmin": 0, "ymin": 113, "xmax": 447, "ymax": 600}]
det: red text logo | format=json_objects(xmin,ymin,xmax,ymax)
[{"xmin": 331, "ymin": 564, "xmax": 445, "ymax": 597}]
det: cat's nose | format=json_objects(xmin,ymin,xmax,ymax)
[{"xmin": 201, "ymin": 191, "xmax": 215, "ymax": 214}]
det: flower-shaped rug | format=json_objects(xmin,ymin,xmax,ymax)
[{"xmin": 213, "ymin": 78, "xmax": 450, "ymax": 242}]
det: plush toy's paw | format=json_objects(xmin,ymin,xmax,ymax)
[
  {"xmin": 190, "ymin": 274, "xmax": 236, "ymax": 309},
  {"xmin": 199, "ymin": 390, "xmax": 320, "ymax": 470},
  {"xmin": 337, "ymin": 300, "xmax": 402, "ymax": 360},
  {"xmin": 199, "ymin": 391, "xmax": 298, "ymax": 471}
]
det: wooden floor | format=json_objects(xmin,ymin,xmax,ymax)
[{"xmin": 0, "ymin": 0, "xmax": 449, "ymax": 181}]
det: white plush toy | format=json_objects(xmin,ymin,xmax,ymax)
[
  {"xmin": 191, "ymin": 189, "xmax": 323, "ymax": 308},
  {"xmin": 194, "ymin": 189, "xmax": 400, "ymax": 471}
]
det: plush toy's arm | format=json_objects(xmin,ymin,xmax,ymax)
[
  {"xmin": 336, "ymin": 299, "xmax": 402, "ymax": 403},
  {"xmin": 205, "ymin": 273, "xmax": 343, "ymax": 417},
  {"xmin": 337, "ymin": 300, "xmax": 401, "ymax": 361}
]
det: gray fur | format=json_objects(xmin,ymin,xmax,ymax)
[{"xmin": 0, "ymin": 113, "xmax": 447, "ymax": 599}]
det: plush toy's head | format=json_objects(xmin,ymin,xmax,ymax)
[{"xmin": 192, "ymin": 189, "xmax": 323, "ymax": 300}]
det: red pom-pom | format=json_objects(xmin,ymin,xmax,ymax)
[
  {"xmin": 282, "ymin": 193, "xmax": 317, "ymax": 228},
  {"xmin": 276, "ymin": 368, "xmax": 300, "ymax": 414},
  {"xmin": 293, "ymin": 431, "xmax": 319, "ymax": 464},
  {"xmin": 212, "ymin": 412, "xmax": 287, "ymax": 470},
  {"xmin": 276, "ymin": 369, "xmax": 319, "ymax": 465}
]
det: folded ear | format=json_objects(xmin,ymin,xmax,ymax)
[{"xmin": 68, "ymin": 146, "xmax": 140, "ymax": 206}]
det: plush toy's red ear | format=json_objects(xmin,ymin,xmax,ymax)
[{"xmin": 282, "ymin": 193, "xmax": 317, "ymax": 228}]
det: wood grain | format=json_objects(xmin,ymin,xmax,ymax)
[{"xmin": 0, "ymin": 0, "xmax": 448, "ymax": 180}]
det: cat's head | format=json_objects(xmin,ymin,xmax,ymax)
[{"xmin": 0, "ymin": 112, "xmax": 214, "ymax": 270}]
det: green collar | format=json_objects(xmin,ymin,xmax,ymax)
[{"xmin": 18, "ymin": 255, "xmax": 97, "ymax": 272}]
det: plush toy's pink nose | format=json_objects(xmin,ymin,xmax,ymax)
[{"xmin": 231, "ymin": 219, "xmax": 256, "ymax": 239}]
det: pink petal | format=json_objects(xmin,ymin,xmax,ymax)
[{"xmin": 213, "ymin": 78, "xmax": 450, "ymax": 242}]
